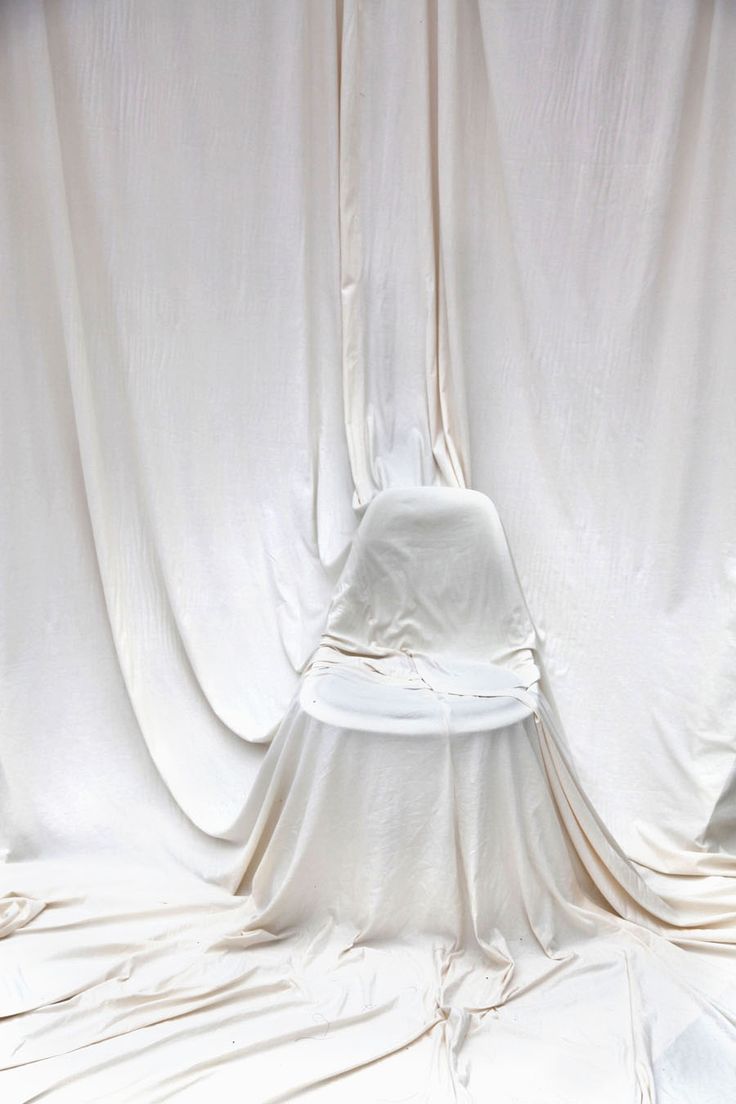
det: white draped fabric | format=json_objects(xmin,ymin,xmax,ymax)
[
  {"xmin": 3, "ymin": 487, "xmax": 735, "ymax": 1101},
  {"xmin": 2, "ymin": 1, "xmax": 736, "ymax": 1101}
]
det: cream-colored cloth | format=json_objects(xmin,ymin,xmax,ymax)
[
  {"xmin": 2, "ymin": 0, "xmax": 735, "ymax": 876},
  {"xmin": 7, "ymin": 488, "xmax": 733, "ymax": 1103},
  {"xmin": 3, "ymin": 2, "xmax": 736, "ymax": 1100},
  {"xmin": 310, "ymin": 487, "xmax": 540, "ymax": 694}
]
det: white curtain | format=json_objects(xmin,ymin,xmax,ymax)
[
  {"xmin": 2, "ymin": 0, "xmax": 735, "ymax": 883},
  {"xmin": 1, "ymin": 0, "xmax": 355, "ymax": 874}
]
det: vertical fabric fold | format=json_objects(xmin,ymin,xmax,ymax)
[{"xmin": 338, "ymin": 0, "xmax": 471, "ymax": 508}]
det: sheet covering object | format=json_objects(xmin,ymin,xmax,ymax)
[
  {"xmin": 2, "ymin": 1, "xmax": 736, "ymax": 1099},
  {"xmin": 2, "ymin": 487, "xmax": 735, "ymax": 1102}
]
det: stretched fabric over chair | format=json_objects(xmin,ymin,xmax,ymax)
[{"xmin": 311, "ymin": 486, "xmax": 539, "ymax": 694}]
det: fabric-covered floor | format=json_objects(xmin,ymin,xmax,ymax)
[{"xmin": 2, "ymin": 703, "xmax": 736, "ymax": 1103}]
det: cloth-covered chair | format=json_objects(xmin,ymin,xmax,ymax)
[{"xmin": 225, "ymin": 487, "xmax": 736, "ymax": 1100}]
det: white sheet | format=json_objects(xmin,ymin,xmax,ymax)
[
  {"xmin": 3, "ymin": 487, "xmax": 734, "ymax": 1102},
  {"xmin": 2, "ymin": 1, "xmax": 736, "ymax": 1100},
  {"xmin": 3, "ymin": 0, "xmax": 734, "ymax": 870},
  {"xmin": 6, "ymin": 708, "xmax": 733, "ymax": 1103},
  {"xmin": 1, "ymin": 0, "xmax": 354, "ymax": 859}
]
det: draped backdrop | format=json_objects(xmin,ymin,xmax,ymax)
[{"xmin": 2, "ymin": 0, "xmax": 735, "ymax": 885}]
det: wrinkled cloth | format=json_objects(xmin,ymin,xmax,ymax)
[
  {"xmin": 2, "ymin": 711, "xmax": 735, "ymax": 1103},
  {"xmin": 2, "ymin": 1, "xmax": 736, "ymax": 1100},
  {"xmin": 3, "ymin": 0, "xmax": 735, "ymax": 869},
  {"xmin": 311, "ymin": 488, "xmax": 540, "ymax": 694},
  {"xmin": 3, "ymin": 487, "xmax": 734, "ymax": 1102}
]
